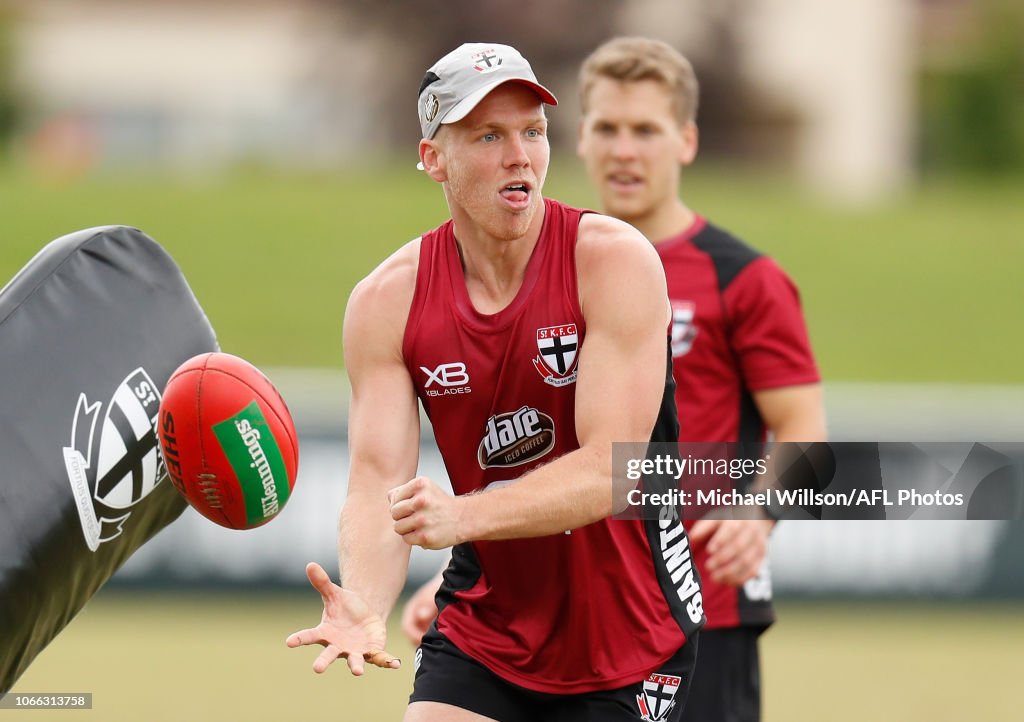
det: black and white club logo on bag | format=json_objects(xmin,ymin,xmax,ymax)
[{"xmin": 61, "ymin": 367, "xmax": 166, "ymax": 551}]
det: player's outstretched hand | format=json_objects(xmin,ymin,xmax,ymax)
[
  {"xmin": 688, "ymin": 517, "xmax": 774, "ymax": 587},
  {"xmin": 400, "ymin": 573, "xmax": 442, "ymax": 646},
  {"xmin": 286, "ymin": 562, "xmax": 401, "ymax": 675}
]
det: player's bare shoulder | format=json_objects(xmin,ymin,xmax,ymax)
[
  {"xmin": 577, "ymin": 211, "xmax": 650, "ymax": 250},
  {"xmin": 575, "ymin": 213, "xmax": 667, "ymax": 317},
  {"xmin": 344, "ymin": 238, "xmax": 421, "ymax": 362}
]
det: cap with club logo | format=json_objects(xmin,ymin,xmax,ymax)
[{"xmin": 416, "ymin": 43, "xmax": 557, "ymax": 168}]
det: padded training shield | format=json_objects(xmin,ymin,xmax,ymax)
[{"xmin": 0, "ymin": 226, "xmax": 218, "ymax": 692}]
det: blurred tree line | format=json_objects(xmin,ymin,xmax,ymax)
[
  {"xmin": 323, "ymin": 0, "xmax": 791, "ymax": 160},
  {"xmin": 0, "ymin": 8, "xmax": 19, "ymax": 156},
  {"xmin": 321, "ymin": 0, "xmax": 621, "ymax": 145},
  {"xmin": 327, "ymin": 0, "xmax": 1024, "ymax": 175},
  {"xmin": 340, "ymin": 0, "xmax": 621, "ymax": 65},
  {"xmin": 1, "ymin": 0, "xmax": 1020, "ymax": 176},
  {"xmin": 919, "ymin": 0, "xmax": 1024, "ymax": 174}
]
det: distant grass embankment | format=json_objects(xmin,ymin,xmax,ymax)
[{"xmin": 2, "ymin": 161, "xmax": 1021, "ymax": 382}]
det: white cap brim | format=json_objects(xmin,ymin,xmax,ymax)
[
  {"xmin": 417, "ymin": 74, "xmax": 557, "ymax": 172},
  {"xmin": 440, "ymin": 78, "xmax": 558, "ymax": 127}
]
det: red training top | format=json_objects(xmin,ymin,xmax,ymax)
[{"xmin": 403, "ymin": 198, "xmax": 704, "ymax": 693}]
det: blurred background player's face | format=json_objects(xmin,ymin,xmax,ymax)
[
  {"xmin": 578, "ymin": 78, "xmax": 696, "ymax": 231},
  {"xmin": 435, "ymin": 83, "xmax": 550, "ymax": 243}
]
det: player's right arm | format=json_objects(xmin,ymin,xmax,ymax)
[
  {"xmin": 287, "ymin": 240, "xmax": 422, "ymax": 675},
  {"xmin": 340, "ymin": 241, "xmax": 422, "ymax": 619}
]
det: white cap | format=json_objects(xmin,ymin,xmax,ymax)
[{"xmin": 417, "ymin": 42, "xmax": 557, "ymax": 141}]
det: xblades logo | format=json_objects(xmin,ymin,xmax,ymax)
[
  {"xmin": 478, "ymin": 406, "xmax": 555, "ymax": 469},
  {"xmin": 62, "ymin": 367, "xmax": 166, "ymax": 551},
  {"xmin": 421, "ymin": 362, "xmax": 472, "ymax": 397}
]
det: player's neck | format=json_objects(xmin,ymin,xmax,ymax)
[
  {"xmin": 627, "ymin": 201, "xmax": 695, "ymax": 246},
  {"xmin": 450, "ymin": 201, "xmax": 546, "ymax": 314}
]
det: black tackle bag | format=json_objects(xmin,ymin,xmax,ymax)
[{"xmin": 0, "ymin": 226, "xmax": 218, "ymax": 691}]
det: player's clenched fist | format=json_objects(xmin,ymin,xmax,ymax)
[{"xmin": 387, "ymin": 476, "xmax": 463, "ymax": 550}]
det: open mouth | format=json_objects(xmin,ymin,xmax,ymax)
[
  {"xmin": 499, "ymin": 181, "xmax": 531, "ymax": 205},
  {"xmin": 607, "ymin": 172, "xmax": 643, "ymax": 189}
]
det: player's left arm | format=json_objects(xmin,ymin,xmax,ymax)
[
  {"xmin": 752, "ymin": 382, "xmax": 826, "ymax": 443},
  {"xmin": 388, "ymin": 214, "xmax": 669, "ymax": 545}
]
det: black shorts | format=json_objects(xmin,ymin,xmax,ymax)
[
  {"xmin": 410, "ymin": 627, "xmax": 699, "ymax": 722},
  {"xmin": 679, "ymin": 626, "xmax": 762, "ymax": 722}
]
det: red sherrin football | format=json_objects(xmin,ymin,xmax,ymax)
[{"xmin": 158, "ymin": 352, "xmax": 299, "ymax": 530}]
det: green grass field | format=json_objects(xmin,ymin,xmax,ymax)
[
  {"xmin": 11, "ymin": 592, "xmax": 1023, "ymax": 721},
  {"xmin": 1, "ymin": 162, "xmax": 1022, "ymax": 382}
]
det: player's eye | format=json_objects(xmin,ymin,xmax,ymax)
[
  {"xmin": 526, "ymin": 128, "xmax": 542, "ymax": 139},
  {"xmin": 482, "ymin": 133, "xmax": 498, "ymax": 143}
]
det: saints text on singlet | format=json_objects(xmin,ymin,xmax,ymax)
[{"xmin": 403, "ymin": 198, "xmax": 703, "ymax": 694}]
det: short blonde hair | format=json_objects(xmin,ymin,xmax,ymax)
[{"xmin": 579, "ymin": 37, "xmax": 699, "ymax": 124}]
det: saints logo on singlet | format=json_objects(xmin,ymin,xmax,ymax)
[{"xmin": 533, "ymin": 323, "xmax": 579, "ymax": 387}]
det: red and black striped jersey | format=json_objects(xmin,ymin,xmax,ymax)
[{"xmin": 658, "ymin": 215, "xmax": 820, "ymax": 629}]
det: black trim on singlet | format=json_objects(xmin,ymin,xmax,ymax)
[
  {"xmin": 641, "ymin": 480, "xmax": 706, "ymax": 642},
  {"xmin": 639, "ymin": 340, "xmax": 705, "ymax": 641},
  {"xmin": 434, "ymin": 542, "xmax": 483, "ymax": 619},
  {"xmin": 651, "ymin": 338, "xmax": 681, "ymax": 444}
]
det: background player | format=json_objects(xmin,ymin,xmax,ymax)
[
  {"xmin": 288, "ymin": 42, "xmax": 703, "ymax": 721},
  {"xmin": 402, "ymin": 36, "xmax": 826, "ymax": 722},
  {"xmin": 578, "ymin": 36, "xmax": 826, "ymax": 721}
]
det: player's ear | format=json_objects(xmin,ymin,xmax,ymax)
[
  {"xmin": 419, "ymin": 138, "xmax": 447, "ymax": 182},
  {"xmin": 678, "ymin": 120, "xmax": 698, "ymax": 167},
  {"xmin": 575, "ymin": 118, "xmax": 587, "ymax": 159}
]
